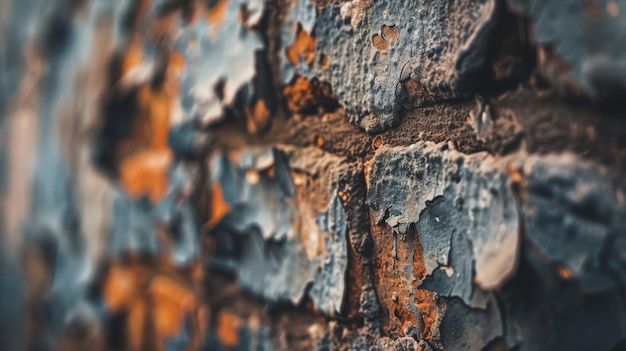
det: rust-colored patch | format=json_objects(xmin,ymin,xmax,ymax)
[
  {"xmin": 370, "ymin": 219, "xmax": 418, "ymax": 338},
  {"xmin": 372, "ymin": 34, "xmax": 389, "ymax": 52},
  {"xmin": 102, "ymin": 264, "xmax": 142, "ymax": 312},
  {"xmin": 319, "ymin": 53, "xmax": 329, "ymax": 69},
  {"xmin": 284, "ymin": 75, "xmax": 314, "ymax": 112},
  {"xmin": 381, "ymin": 25, "xmax": 400, "ymax": 42},
  {"xmin": 583, "ymin": 0, "xmax": 603, "ymax": 20},
  {"xmin": 216, "ymin": 310, "xmax": 240, "ymax": 348},
  {"xmin": 402, "ymin": 78, "xmax": 425, "ymax": 98},
  {"xmin": 207, "ymin": 182, "xmax": 232, "ymax": 228},
  {"xmin": 370, "ymin": 216, "xmax": 442, "ymax": 343},
  {"xmin": 207, "ymin": 0, "xmax": 229, "ymax": 27},
  {"xmin": 283, "ymin": 75, "xmax": 338, "ymax": 114},
  {"xmin": 115, "ymin": 49, "xmax": 181, "ymax": 202},
  {"xmin": 607, "ymin": 1, "xmax": 620, "ymax": 17},
  {"xmin": 506, "ymin": 162, "xmax": 523, "ymax": 185},
  {"xmin": 286, "ymin": 24, "xmax": 317, "ymax": 65},
  {"xmin": 244, "ymin": 99, "xmax": 271, "ymax": 134},
  {"xmin": 119, "ymin": 150, "xmax": 173, "ymax": 202},
  {"xmin": 337, "ymin": 191, "xmax": 350, "ymax": 203},
  {"xmin": 315, "ymin": 135, "xmax": 324, "ymax": 147},
  {"xmin": 372, "ymin": 135, "xmax": 383, "ymax": 149},
  {"xmin": 122, "ymin": 38, "xmax": 144, "ymax": 76},
  {"xmin": 150, "ymin": 276, "xmax": 196, "ymax": 338},
  {"xmin": 100, "ymin": 258, "xmax": 206, "ymax": 350},
  {"xmin": 168, "ymin": 51, "xmax": 186, "ymax": 76},
  {"xmin": 554, "ymin": 263, "xmax": 573, "ymax": 280},
  {"xmin": 127, "ymin": 299, "xmax": 147, "ymax": 350}
]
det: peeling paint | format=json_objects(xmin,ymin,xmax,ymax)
[
  {"xmin": 208, "ymin": 146, "xmax": 349, "ymax": 316},
  {"xmin": 367, "ymin": 142, "xmax": 520, "ymax": 297},
  {"xmin": 282, "ymin": 0, "xmax": 498, "ymax": 132}
]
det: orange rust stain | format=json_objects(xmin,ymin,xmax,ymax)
[
  {"xmin": 320, "ymin": 54, "xmax": 329, "ymax": 69},
  {"xmin": 402, "ymin": 78, "xmax": 424, "ymax": 97},
  {"xmin": 207, "ymin": 182, "xmax": 231, "ymax": 228},
  {"xmin": 369, "ymin": 219, "xmax": 419, "ymax": 338},
  {"xmin": 372, "ymin": 135, "xmax": 383, "ymax": 149},
  {"xmin": 283, "ymin": 74, "xmax": 314, "ymax": 112},
  {"xmin": 370, "ymin": 216, "xmax": 442, "ymax": 342},
  {"xmin": 127, "ymin": 299, "xmax": 147, "ymax": 350},
  {"xmin": 337, "ymin": 191, "xmax": 350, "ymax": 203},
  {"xmin": 244, "ymin": 99, "xmax": 271, "ymax": 134},
  {"xmin": 554, "ymin": 263, "xmax": 573, "ymax": 279},
  {"xmin": 119, "ymin": 150, "xmax": 172, "ymax": 202},
  {"xmin": 283, "ymin": 74, "xmax": 338, "ymax": 114},
  {"xmin": 216, "ymin": 310, "xmax": 240, "ymax": 348},
  {"xmin": 99, "ymin": 259, "xmax": 206, "ymax": 350},
  {"xmin": 381, "ymin": 25, "xmax": 400, "ymax": 42},
  {"xmin": 207, "ymin": 0, "xmax": 229, "ymax": 27},
  {"xmin": 286, "ymin": 24, "xmax": 316, "ymax": 65},
  {"xmin": 415, "ymin": 288, "xmax": 439, "ymax": 340},
  {"xmin": 607, "ymin": 1, "xmax": 620, "ymax": 17},
  {"xmin": 116, "ymin": 50, "xmax": 181, "ymax": 202},
  {"xmin": 315, "ymin": 135, "xmax": 324, "ymax": 147},
  {"xmin": 168, "ymin": 51, "xmax": 186, "ymax": 76},
  {"xmin": 122, "ymin": 38, "xmax": 144, "ymax": 75},
  {"xmin": 372, "ymin": 34, "xmax": 389, "ymax": 52},
  {"xmin": 103, "ymin": 264, "xmax": 141, "ymax": 312},
  {"xmin": 150, "ymin": 276, "xmax": 195, "ymax": 339},
  {"xmin": 137, "ymin": 84, "xmax": 176, "ymax": 150},
  {"xmin": 505, "ymin": 162, "xmax": 523, "ymax": 185},
  {"xmin": 584, "ymin": 0, "xmax": 603, "ymax": 19}
]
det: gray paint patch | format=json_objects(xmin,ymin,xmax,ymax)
[
  {"xmin": 209, "ymin": 146, "xmax": 349, "ymax": 316},
  {"xmin": 284, "ymin": 0, "xmax": 498, "ymax": 132},
  {"xmin": 367, "ymin": 142, "xmax": 519, "ymax": 306},
  {"xmin": 439, "ymin": 294, "xmax": 503, "ymax": 350},
  {"xmin": 521, "ymin": 153, "xmax": 626, "ymax": 292},
  {"xmin": 176, "ymin": 0, "xmax": 264, "ymax": 126}
]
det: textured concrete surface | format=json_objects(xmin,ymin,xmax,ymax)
[{"xmin": 1, "ymin": 0, "xmax": 626, "ymax": 350}]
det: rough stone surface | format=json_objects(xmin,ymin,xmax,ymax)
[
  {"xmin": 282, "ymin": 0, "xmax": 499, "ymax": 132},
  {"xmin": 208, "ymin": 146, "xmax": 349, "ymax": 316},
  {"xmin": 367, "ymin": 142, "xmax": 519, "ymax": 296},
  {"xmin": 2, "ymin": 0, "xmax": 626, "ymax": 350}
]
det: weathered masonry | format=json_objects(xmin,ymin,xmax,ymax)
[{"xmin": 1, "ymin": 0, "xmax": 626, "ymax": 350}]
